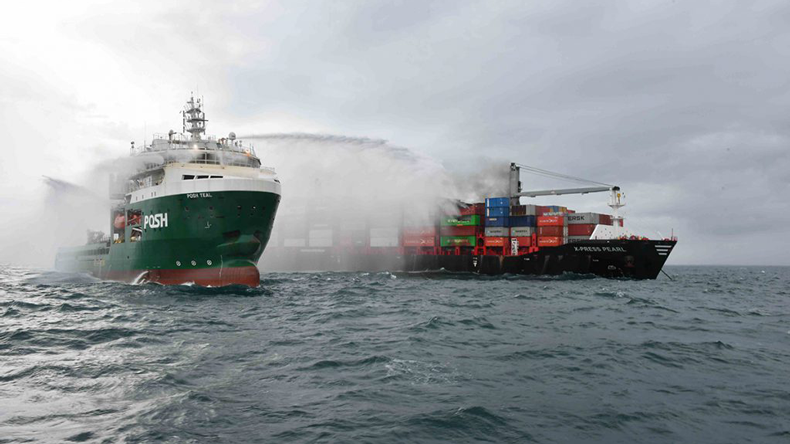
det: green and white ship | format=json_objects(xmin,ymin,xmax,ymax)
[{"xmin": 55, "ymin": 96, "xmax": 281, "ymax": 286}]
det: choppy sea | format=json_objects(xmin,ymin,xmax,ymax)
[{"xmin": 0, "ymin": 265, "xmax": 788, "ymax": 443}]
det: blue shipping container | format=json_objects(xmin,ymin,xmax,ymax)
[
  {"xmin": 485, "ymin": 197, "xmax": 510, "ymax": 208},
  {"xmin": 486, "ymin": 206, "xmax": 509, "ymax": 217},
  {"xmin": 509, "ymin": 216, "xmax": 536, "ymax": 227},
  {"xmin": 485, "ymin": 216, "xmax": 510, "ymax": 227}
]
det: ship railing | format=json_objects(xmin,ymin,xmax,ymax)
[
  {"xmin": 125, "ymin": 155, "xmax": 266, "ymax": 187},
  {"xmin": 131, "ymin": 133, "xmax": 258, "ymax": 157}
]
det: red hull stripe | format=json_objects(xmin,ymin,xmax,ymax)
[{"xmin": 105, "ymin": 266, "xmax": 260, "ymax": 287}]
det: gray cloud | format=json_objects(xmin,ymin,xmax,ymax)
[{"xmin": 2, "ymin": 0, "xmax": 789, "ymax": 265}]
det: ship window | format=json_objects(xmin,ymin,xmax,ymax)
[
  {"xmin": 130, "ymin": 228, "xmax": 142, "ymax": 243},
  {"xmin": 127, "ymin": 209, "xmax": 142, "ymax": 226},
  {"xmin": 183, "ymin": 175, "xmax": 194, "ymax": 180},
  {"xmin": 210, "ymin": 175, "xmax": 223, "ymax": 179},
  {"xmin": 197, "ymin": 175, "xmax": 209, "ymax": 179}
]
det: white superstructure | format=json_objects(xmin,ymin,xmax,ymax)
[{"xmin": 116, "ymin": 95, "xmax": 282, "ymax": 205}]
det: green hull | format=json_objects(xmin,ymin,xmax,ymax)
[{"xmin": 56, "ymin": 190, "xmax": 280, "ymax": 286}]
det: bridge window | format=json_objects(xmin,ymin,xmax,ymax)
[{"xmin": 183, "ymin": 175, "xmax": 195, "ymax": 180}]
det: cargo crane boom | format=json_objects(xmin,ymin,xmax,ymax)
[
  {"xmin": 509, "ymin": 162, "xmax": 625, "ymax": 236},
  {"xmin": 517, "ymin": 186, "xmax": 613, "ymax": 198}
]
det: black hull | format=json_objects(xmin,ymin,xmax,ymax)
[
  {"xmin": 404, "ymin": 239, "xmax": 676, "ymax": 279},
  {"xmin": 262, "ymin": 239, "xmax": 676, "ymax": 280}
]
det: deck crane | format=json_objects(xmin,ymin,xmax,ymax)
[{"xmin": 508, "ymin": 162, "xmax": 625, "ymax": 237}]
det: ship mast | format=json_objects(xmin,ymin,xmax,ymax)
[{"xmin": 182, "ymin": 94, "xmax": 207, "ymax": 141}]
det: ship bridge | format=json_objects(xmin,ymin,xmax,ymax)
[
  {"xmin": 118, "ymin": 95, "xmax": 278, "ymax": 200},
  {"xmin": 131, "ymin": 95, "xmax": 262, "ymax": 169},
  {"xmin": 133, "ymin": 132, "xmax": 262, "ymax": 169}
]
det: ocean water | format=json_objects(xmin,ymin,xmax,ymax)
[{"xmin": 0, "ymin": 266, "xmax": 788, "ymax": 443}]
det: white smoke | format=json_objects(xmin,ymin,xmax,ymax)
[
  {"xmin": 0, "ymin": 177, "xmax": 108, "ymax": 267},
  {"xmin": 247, "ymin": 134, "xmax": 453, "ymax": 222},
  {"xmin": 0, "ymin": 132, "xmax": 513, "ymax": 269},
  {"xmin": 246, "ymin": 133, "xmax": 511, "ymax": 212}
]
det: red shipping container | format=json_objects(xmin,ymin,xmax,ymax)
[
  {"xmin": 403, "ymin": 227, "xmax": 436, "ymax": 237},
  {"xmin": 440, "ymin": 226, "xmax": 479, "ymax": 236},
  {"xmin": 511, "ymin": 236, "xmax": 532, "ymax": 247},
  {"xmin": 568, "ymin": 224, "xmax": 596, "ymax": 236},
  {"xmin": 537, "ymin": 216, "xmax": 565, "ymax": 226},
  {"xmin": 484, "ymin": 237, "xmax": 507, "ymax": 247},
  {"xmin": 536, "ymin": 206, "xmax": 551, "ymax": 216},
  {"xmin": 599, "ymin": 214, "xmax": 613, "ymax": 225},
  {"xmin": 537, "ymin": 236, "xmax": 564, "ymax": 247},
  {"xmin": 402, "ymin": 235, "xmax": 436, "ymax": 247},
  {"xmin": 537, "ymin": 226, "xmax": 565, "ymax": 236},
  {"xmin": 459, "ymin": 203, "xmax": 485, "ymax": 216}
]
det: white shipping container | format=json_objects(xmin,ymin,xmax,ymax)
[
  {"xmin": 283, "ymin": 238, "xmax": 307, "ymax": 247},
  {"xmin": 566, "ymin": 212, "xmax": 601, "ymax": 225},
  {"xmin": 510, "ymin": 227, "xmax": 536, "ymax": 237},
  {"xmin": 370, "ymin": 237, "xmax": 399, "ymax": 247},
  {"xmin": 485, "ymin": 227, "xmax": 510, "ymax": 237}
]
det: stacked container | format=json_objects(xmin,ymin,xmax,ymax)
[
  {"xmin": 308, "ymin": 224, "xmax": 333, "ymax": 247},
  {"xmin": 279, "ymin": 206, "xmax": 308, "ymax": 248},
  {"xmin": 440, "ymin": 214, "xmax": 481, "ymax": 247},
  {"xmin": 537, "ymin": 215, "xmax": 566, "ymax": 247},
  {"xmin": 459, "ymin": 203, "xmax": 485, "ymax": 216},
  {"xmin": 508, "ymin": 205, "xmax": 536, "ymax": 249},
  {"xmin": 482, "ymin": 198, "xmax": 510, "ymax": 251},
  {"xmin": 402, "ymin": 226, "xmax": 437, "ymax": 248},
  {"xmin": 484, "ymin": 197, "xmax": 510, "ymax": 226},
  {"xmin": 566, "ymin": 212, "xmax": 614, "ymax": 242}
]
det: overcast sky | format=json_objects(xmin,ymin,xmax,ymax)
[{"xmin": 1, "ymin": 0, "xmax": 789, "ymax": 265}]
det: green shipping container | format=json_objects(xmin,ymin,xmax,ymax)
[
  {"xmin": 440, "ymin": 215, "xmax": 481, "ymax": 226},
  {"xmin": 440, "ymin": 236, "xmax": 477, "ymax": 247}
]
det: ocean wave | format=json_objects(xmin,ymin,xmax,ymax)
[{"xmin": 0, "ymin": 266, "xmax": 788, "ymax": 442}]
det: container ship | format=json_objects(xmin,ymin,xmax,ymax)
[
  {"xmin": 261, "ymin": 164, "xmax": 676, "ymax": 279},
  {"xmin": 55, "ymin": 96, "xmax": 281, "ymax": 286}
]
